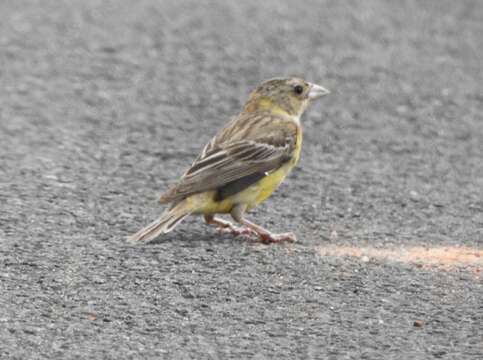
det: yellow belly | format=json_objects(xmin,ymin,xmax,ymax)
[
  {"xmin": 189, "ymin": 161, "xmax": 294, "ymax": 215},
  {"xmin": 251, "ymin": 161, "xmax": 294, "ymax": 206},
  {"xmin": 189, "ymin": 123, "xmax": 302, "ymax": 215}
]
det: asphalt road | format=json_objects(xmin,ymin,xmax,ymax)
[{"xmin": 1, "ymin": 0, "xmax": 482, "ymax": 359}]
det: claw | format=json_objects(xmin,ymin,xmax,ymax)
[
  {"xmin": 205, "ymin": 214, "xmax": 295, "ymax": 244},
  {"xmin": 217, "ymin": 225, "xmax": 257, "ymax": 237}
]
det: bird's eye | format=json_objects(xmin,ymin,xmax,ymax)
[{"xmin": 294, "ymin": 85, "xmax": 304, "ymax": 95}]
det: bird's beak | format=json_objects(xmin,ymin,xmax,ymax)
[{"xmin": 308, "ymin": 83, "xmax": 330, "ymax": 100}]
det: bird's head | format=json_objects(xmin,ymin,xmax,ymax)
[{"xmin": 244, "ymin": 77, "xmax": 329, "ymax": 117}]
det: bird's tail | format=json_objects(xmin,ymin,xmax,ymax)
[{"xmin": 127, "ymin": 201, "xmax": 192, "ymax": 243}]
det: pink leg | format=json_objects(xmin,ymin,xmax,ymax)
[
  {"xmin": 204, "ymin": 215, "xmax": 255, "ymax": 237},
  {"xmin": 240, "ymin": 218, "xmax": 297, "ymax": 244},
  {"xmin": 230, "ymin": 205, "xmax": 296, "ymax": 244}
]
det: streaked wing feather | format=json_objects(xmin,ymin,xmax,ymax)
[{"xmin": 159, "ymin": 138, "xmax": 294, "ymax": 203}]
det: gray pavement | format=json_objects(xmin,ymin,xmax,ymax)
[{"xmin": 1, "ymin": 0, "xmax": 482, "ymax": 359}]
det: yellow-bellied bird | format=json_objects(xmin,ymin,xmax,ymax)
[{"xmin": 129, "ymin": 77, "xmax": 329, "ymax": 243}]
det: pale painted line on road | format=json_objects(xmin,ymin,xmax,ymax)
[{"xmin": 317, "ymin": 245, "xmax": 483, "ymax": 273}]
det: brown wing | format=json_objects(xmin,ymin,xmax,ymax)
[{"xmin": 159, "ymin": 113, "xmax": 298, "ymax": 204}]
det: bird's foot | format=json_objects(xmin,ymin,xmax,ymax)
[
  {"xmin": 258, "ymin": 232, "xmax": 297, "ymax": 244},
  {"xmin": 217, "ymin": 224, "xmax": 257, "ymax": 237}
]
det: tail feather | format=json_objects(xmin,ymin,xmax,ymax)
[{"xmin": 127, "ymin": 203, "xmax": 191, "ymax": 243}]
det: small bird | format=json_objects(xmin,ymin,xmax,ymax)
[{"xmin": 129, "ymin": 77, "xmax": 329, "ymax": 243}]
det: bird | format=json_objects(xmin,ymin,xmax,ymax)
[{"xmin": 128, "ymin": 77, "xmax": 329, "ymax": 244}]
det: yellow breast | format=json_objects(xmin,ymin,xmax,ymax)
[
  {"xmin": 192, "ymin": 118, "xmax": 303, "ymax": 215},
  {"xmin": 251, "ymin": 125, "xmax": 302, "ymax": 207}
]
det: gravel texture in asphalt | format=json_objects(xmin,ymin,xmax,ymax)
[{"xmin": 1, "ymin": 0, "xmax": 482, "ymax": 359}]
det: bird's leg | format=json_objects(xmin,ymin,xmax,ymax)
[
  {"xmin": 230, "ymin": 205, "xmax": 296, "ymax": 244},
  {"xmin": 204, "ymin": 214, "xmax": 255, "ymax": 236},
  {"xmin": 204, "ymin": 214, "xmax": 234, "ymax": 229},
  {"xmin": 239, "ymin": 218, "xmax": 297, "ymax": 243}
]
